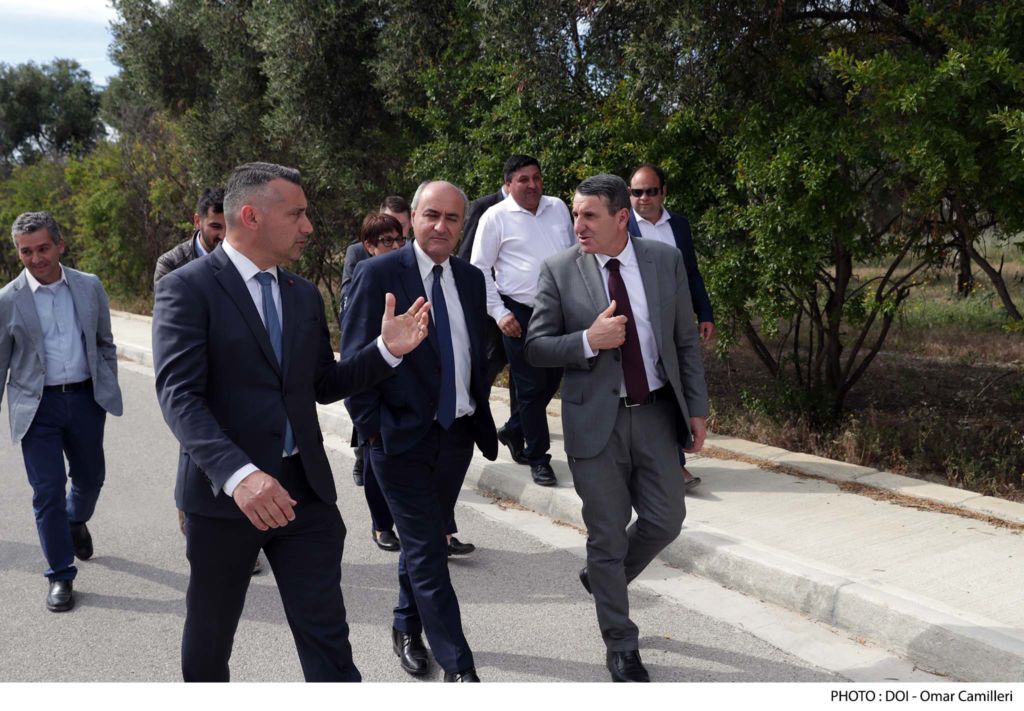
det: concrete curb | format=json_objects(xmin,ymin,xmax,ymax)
[{"xmin": 112, "ymin": 318, "xmax": 1024, "ymax": 681}]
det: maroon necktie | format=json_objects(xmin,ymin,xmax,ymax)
[{"xmin": 605, "ymin": 258, "xmax": 650, "ymax": 404}]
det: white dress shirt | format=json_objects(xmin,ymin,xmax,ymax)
[
  {"xmin": 26, "ymin": 266, "xmax": 91, "ymax": 386},
  {"xmin": 220, "ymin": 240, "xmax": 400, "ymax": 496},
  {"xmin": 413, "ymin": 240, "xmax": 475, "ymax": 418},
  {"xmin": 632, "ymin": 208, "xmax": 678, "ymax": 251},
  {"xmin": 470, "ymin": 194, "xmax": 575, "ymax": 323},
  {"xmin": 581, "ymin": 238, "xmax": 667, "ymax": 395}
]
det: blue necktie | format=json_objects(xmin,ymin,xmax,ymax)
[
  {"xmin": 431, "ymin": 264, "xmax": 457, "ymax": 429},
  {"xmin": 254, "ymin": 271, "xmax": 295, "ymax": 454}
]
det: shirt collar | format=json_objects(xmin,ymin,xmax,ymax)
[
  {"xmin": 194, "ymin": 231, "xmax": 208, "ymax": 257},
  {"xmin": 595, "ymin": 236, "xmax": 637, "ymax": 270},
  {"xmin": 25, "ymin": 265, "xmax": 67, "ymax": 292},
  {"xmin": 504, "ymin": 194, "xmax": 550, "ymax": 217},
  {"xmin": 633, "ymin": 207, "xmax": 670, "ymax": 227},
  {"xmin": 412, "ymin": 239, "xmax": 450, "ymax": 282},
  {"xmin": 222, "ymin": 239, "xmax": 277, "ymax": 283}
]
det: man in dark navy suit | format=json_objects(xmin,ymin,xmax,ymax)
[
  {"xmin": 342, "ymin": 180, "xmax": 498, "ymax": 682},
  {"xmin": 628, "ymin": 164, "xmax": 714, "ymax": 490},
  {"xmin": 152, "ymin": 162, "xmax": 430, "ymax": 682}
]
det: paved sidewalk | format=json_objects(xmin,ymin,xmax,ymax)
[{"xmin": 113, "ymin": 311, "xmax": 1024, "ymax": 681}]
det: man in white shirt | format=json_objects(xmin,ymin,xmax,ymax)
[
  {"xmin": 628, "ymin": 164, "xmax": 715, "ymax": 491},
  {"xmin": 470, "ymin": 155, "xmax": 574, "ymax": 486}
]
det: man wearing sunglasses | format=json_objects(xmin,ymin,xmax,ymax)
[
  {"xmin": 470, "ymin": 155, "xmax": 575, "ymax": 488},
  {"xmin": 628, "ymin": 164, "xmax": 714, "ymax": 491}
]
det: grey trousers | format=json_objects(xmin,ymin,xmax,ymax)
[{"xmin": 568, "ymin": 397, "xmax": 686, "ymax": 650}]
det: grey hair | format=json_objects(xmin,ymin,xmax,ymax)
[
  {"xmin": 575, "ymin": 173, "xmax": 631, "ymax": 214},
  {"xmin": 11, "ymin": 211, "xmax": 62, "ymax": 246},
  {"xmin": 223, "ymin": 162, "xmax": 302, "ymax": 224},
  {"xmin": 410, "ymin": 180, "xmax": 468, "ymax": 215}
]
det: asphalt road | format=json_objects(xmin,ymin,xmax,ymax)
[{"xmin": 0, "ymin": 364, "xmax": 849, "ymax": 682}]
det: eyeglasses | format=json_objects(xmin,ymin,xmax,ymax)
[
  {"xmin": 629, "ymin": 187, "xmax": 662, "ymax": 198},
  {"xmin": 379, "ymin": 236, "xmax": 407, "ymax": 247}
]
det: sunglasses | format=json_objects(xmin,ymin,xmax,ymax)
[
  {"xmin": 629, "ymin": 187, "xmax": 662, "ymax": 198},
  {"xmin": 378, "ymin": 236, "xmax": 407, "ymax": 247}
]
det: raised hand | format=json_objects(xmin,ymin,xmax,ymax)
[
  {"xmin": 381, "ymin": 293, "xmax": 431, "ymax": 357},
  {"xmin": 585, "ymin": 300, "xmax": 627, "ymax": 351},
  {"xmin": 232, "ymin": 470, "xmax": 297, "ymax": 531}
]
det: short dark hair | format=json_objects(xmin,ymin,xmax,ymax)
[
  {"xmin": 223, "ymin": 162, "xmax": 302, "ymax": 223},
  {"xmin": 11, "ymin": 211, "xmax": 62, "ymax": 246},
  {"xmin": 502, "ymin": 154, "xmax": 541, "ymax": 183},
  {"xmin": 379, "ymin": 194, "xmax": 410, "ymax": 216},
  {"xmin": 629, "ymin": 163, "xmax": 667, "ymax": 188},
  {"xmin": 359, "ymin": 213, "xmax": 404, "ymax": 246},
  {"xmin": 576, "ymin": 173, "xmax": 631, "ymax": 214},
  {"xmin": 196, "ymin": 187, "xmax": 225, "ymax": 217}
]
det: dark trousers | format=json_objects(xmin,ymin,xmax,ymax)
[
  {"xmin": 501, "ymin": 297, "xmax": 562, "ymax": 466},
  {"xmin": 362, "ymin": 445, "xmax": 457, "ymax": 535},
  {"xmin": 569, "ymin": 398, "xmax": 685, "ymax": 651},
  {"xmin": 368, "ymin": 419, "xmax": 475, "ymax": 674},
  {"xmin": 21, "ymin": 386, "xmax": 107, "ymax": 581},
  {"xmin": 484, "ymin": 319, "xmax": 518, "ymax": 430},
  {"xmin": 181, "ymin": 456, "xmax": 360, "ymax": 682}
]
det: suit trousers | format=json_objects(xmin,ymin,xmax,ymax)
[
  {"xmin": 21, "ymin": 385, "xmax": 107, "ymax": 581},
  {"xmin": 181, "ymin": 455, "xmax": 360, "ymax": 682},
  {"xmin": 500, "ymin": 297, "xmax": 562, "ymax": 466},
  {"xmin": 568, "ymin": 396, "xmax": 686, "ymax": 651},
  {"xmin": 484, "ymin": 319, "xmax": 518, "ymax": 430},
  {"xmin": 368, "ymin": 418, "xmax": 475, "ymax": 674},
  {"xmin": 362, "ymin": 447, "xmax": 458, "ymax": 536}
]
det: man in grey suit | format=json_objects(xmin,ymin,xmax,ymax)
[
  {"xmin": 0, "ymin": 211, "xmax": 123, "ymax": 612},
  {"xmin": 524, "ymin": 174, "xmax": 708, "ymax": 682}
]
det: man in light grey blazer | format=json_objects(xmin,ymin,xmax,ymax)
[
  {"xmin": 524, "ymin": 174, "xmax": 708, "ymax": 682},
  {"xmin": 0, "ymin": 212, "xmax": 123, "ymax": 612}
]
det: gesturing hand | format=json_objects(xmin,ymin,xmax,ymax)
[
  {"xmin": 381, "ymin": 293, "xmax": 431, "ymax": 357},
  {"xmin": 232, "ymin": 470, "xmax": 297, "ymax": 531},
  {"xmin": 586, "ymin": 300, "xmax": 627, "ymax": 351}
]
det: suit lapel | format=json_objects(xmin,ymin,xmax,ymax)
[
  {"xmin": 63, "ymin": 269, "xmax": 96, "ymax": 342},
  {"xmin": 211, "ymin": 250, "xmax": 281, "ymax": 376},
  {"xmin": 575, "ymin": 250, "xmax": 609, "ymax": 317},
  {"xmin": 12, "ymin": 273, "xmax": 44, "ymax": 356},
  {"xmin": 451, "ymin": 259, "xmax": 480, "ymax": 362},
  {"xmin": 399, "ymin": 247, "xmax": 438, "ymax": 357},
  {"xmin": 633, "ymin": 237, "xmax": 664, "ymax": 355}
]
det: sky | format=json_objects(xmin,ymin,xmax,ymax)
[{"xmin": 0, "ymin": 0, "xmax": 120, "ymax": 86}]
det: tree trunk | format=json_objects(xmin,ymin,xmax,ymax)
[{"xmin": 965, "ymin": 240, "xmax": 1023, "ymax": 321}]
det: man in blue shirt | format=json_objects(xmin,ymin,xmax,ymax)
[{"xmin": 0, "ymin": 212, "xmax": 123, "ymax": 612}]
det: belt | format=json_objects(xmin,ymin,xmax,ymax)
[
  {"xmin": 622, "ymin": 385, "xmax": 669, "ymax": 408},
  {"xmin": 43, "ymin": 378, "xmax": 92, "ymax": 393}
]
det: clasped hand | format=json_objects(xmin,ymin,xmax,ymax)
[{"xmin": 586, "ymin": 301, "xmax": 627, "ymax": 351}]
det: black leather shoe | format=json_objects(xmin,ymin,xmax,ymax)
[
  {"xmin": 373, "ymin": 529, "xmax": 400, "ymax": 551},
  {"xmin": 69, "ymin": 521, "xmax": 93, "ymax": 560},
  {"xmin": 578, "ymin": 567, "xmax": 592, "ymax": 595},
  {"xmin": 443, "ymin": 668, "xmax": 481, "ymax": 682},
  {"xmin": 530, "ymin": 463, "xmax": 557, "ymax": 486},
  {"xmin": 446, "ymin": 536, "xmax": 475, "ymax": 556},
  {"xmin": 392, "ymin": 627, "xmax": 430, "ymax": 676},
  {"xmin": 606, "ymin": 650, "xmax": 650, "ymax": 682},
  {"xmin": 46, "ymin": 580, "xmax": 74, "ymax": 612},
  {"xmin": 682, "ymin": 466, "xmax": 702, "ymax": 492},
  {"xmin": 352, "ymin": 458, "xmax": 364, "ymax": 487},
  {"xmin": 497, "ymin": 425, "xmax": 528, "ymax": 465}
]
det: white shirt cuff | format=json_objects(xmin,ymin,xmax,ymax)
[
  {"xmin": 582, "ymin": 331, "xmax": 596, "ymax": 358},
  {"xmin": 221, "ymin": 463, "xmax": 259, "ymax": 497},
  {"xmin": 489, "ymin": 306, "xmax": 513, "ymax": 324},
  {"xmin": 376, "ymin": 335, "xmax": 402, "ymax": 366}
]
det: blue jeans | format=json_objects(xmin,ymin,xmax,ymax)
[{"xmin": 21, "ymin": 386, "xmax": 107, "ymax": 581}]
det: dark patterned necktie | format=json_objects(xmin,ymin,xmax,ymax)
[
  {"xmin": 431, "ymin": 264, "xmax": 457, "ymax": 428},
  {"xmin": 255, "ymin": 271, "xmax": 295, "ymax": 453},
  {"xmin": 605, "ymin": 258, "xmax": 650, "ymax": 403}
]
